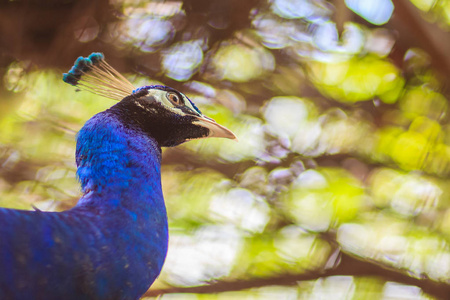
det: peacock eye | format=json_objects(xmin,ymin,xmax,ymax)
[{"xmin": 166, "ymin": 92, "xmax": 183, "ymax": 105}]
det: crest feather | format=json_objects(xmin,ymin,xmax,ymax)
[{"xmin": 63, "ymin": 53, "xmax": 135, "ymax": 101}]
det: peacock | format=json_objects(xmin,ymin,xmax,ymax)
[{"xmin": 0, "ymin": 53, "xmax": 236, "ymax": 300}]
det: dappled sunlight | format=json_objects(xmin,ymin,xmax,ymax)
[
  {"xmin": 308, "ymin": 56, "xmax": 404, "ymax": 103},
  {"xmin": 274, "ymin": 226, "xmax": 322, "ymax": 265},
  {"xmin": 162, "ymin": 41, "xmax": 204, "ymax": 81},
  {"xmin": 4, "ymin": 61, "xmax": 28, "ymax": 93},
  {"xmin": 232, "ymin": 231, "xmax": 331, "ymax": 278},
  {"xmin": 382, "ymin": 282, "xmax": 430, "ymax": 300},
  {"xmin": 310, "ymin": 276, "xmax": 355, "ymax": 299},
  {"xmin": 400, "ymin": 86, "xmax": 448, "ymax": 121},
  {"xmin": 1, "ymin": 0, "xmax": 449, "ymax": 298},
  {"xmin": 345, "ymin": 0, "xmax": 394, "ymax": 25},
  {"xmin": 375, "ymin": 115, "xmax": 450, "ymax": 176},
  {"xmin": 263, "ymin": 96, "xmax": 318, "ymax": 140},
  {"xmin": 161, "ymin": 225, "xmax": 242, "ymax": 286},
  {"xmin": 162, "ymin": 167, "xmax": 231, "ymax": 224},
  {"xmin": 409, "ymin": 0, "xmax": 450, "ymax": 28},
  {"xmin": 337, "ymin": 215, "xmax": 450, "ymax": 283},
  {"xmin": 270, "ymin": 0, "xmax": 319, "ymax": 20},
  {"xmin": 369, "ymin": 168, "xmax": 442, "ymax": 215},
  {"xmin": 318, "ymin": 109, "xmax": 374, "ymax": 155},
  {"xmin": 117, "ymin": 1, "xmax": 181, "ymax": 52},
  {"xmin": 283, "ymin": 168, "xmax": 366, "ymax": 230},
  {"xmin": 184, "ymin": 110, "xmax": 266, "ymax": 162},
  {"xmin": 213, "ymin": 44, "xmax": 275, "ymax": 82},
  {"xmin": 263, "ymin": 96, "xmax": 375, "ymax": 157},
  {"xmin": 209, "ymin": 188, "xmax": 270, "ymax": 233},
  {"xmin": 312, "ymin": 22, "xmax": 364, "ymax": 54}
]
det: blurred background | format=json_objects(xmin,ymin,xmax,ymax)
[{"xmin": 0, "ymin": 0, "xmax": 450, "ymax": 299}]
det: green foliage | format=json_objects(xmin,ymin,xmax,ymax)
[
  {"xmin": 309, "ymin": 56, "xmax": 405, "ymax": 103},
  {"xmin": 282, "ymin": 168, "xmax": 366, "ymax": 230},
  {"xmin": 1, "ymin": 0, "xmax": 450, "ymax": 298}
]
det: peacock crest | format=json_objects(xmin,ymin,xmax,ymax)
[{"xmin": 63, "ymin": 52, "xmax": 135, "ymax": 101}]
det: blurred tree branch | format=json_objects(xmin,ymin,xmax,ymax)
[
  {"xmin": 145, "ymin": 249, "xmax": 450, "ymax": 299},
  {"xmin": 390, "ymin": 0, "xmax": 450, "ymax": 87},
  {"xmin": 1, "ymin": 1, "xmax": 449, "ymax": 299}
]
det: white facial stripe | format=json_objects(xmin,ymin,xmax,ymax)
[
  {"xmin": 144, "ymin": 89, "xmax": 201, "ymax": 117},
  {"xmin": 134, "ymin": 100, "xmax": 158, "ymax": 114},
  {"xmin": 134, "ymin": 101, "xmax": 146, "ymax": 110}
]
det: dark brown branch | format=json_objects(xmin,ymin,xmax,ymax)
[
  {"xmin": 145, "ymin": 251, "xmax": 450, "ymax": 299},
  {"xmin": 390, "ymin": 0, "xmax": 450, "ymax": 85}
]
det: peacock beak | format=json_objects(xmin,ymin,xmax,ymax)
[{"xmin": 193, "ymin": 116, "xmax": 238, "ymax": 141}]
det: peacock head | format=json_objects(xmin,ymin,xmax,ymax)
[{"xmin": 63, "ymin": 53, "xmax": 236, "ymax": 146}]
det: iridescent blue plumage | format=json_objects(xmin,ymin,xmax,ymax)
[
  {"xmin": 0, "ymin": 108, "xmax": 168, "ymax": 300},
  {"xmin": 0, "ymin": 53, "xmax": 236, "ymax": 299}
]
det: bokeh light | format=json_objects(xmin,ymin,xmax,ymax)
[{"xmin": 1, "ymin": 0, "xmax": 449, "ymax": 298}]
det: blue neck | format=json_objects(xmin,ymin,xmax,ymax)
[
  {"xmin": 75, "ymin": 109, "xmax": 163, "ymax": 212},
  {"xmin": 72, "ymin": 109, "xmax": 168, "ymax": 296}
]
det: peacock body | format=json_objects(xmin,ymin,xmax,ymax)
[{"xmin": 0, "ymin": 53, "xmax": 235, "ymax": 300}]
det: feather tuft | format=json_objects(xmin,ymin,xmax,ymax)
[{"xmin": 63, "ymin": 52, "xmax": 135, "ymax": 101}]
